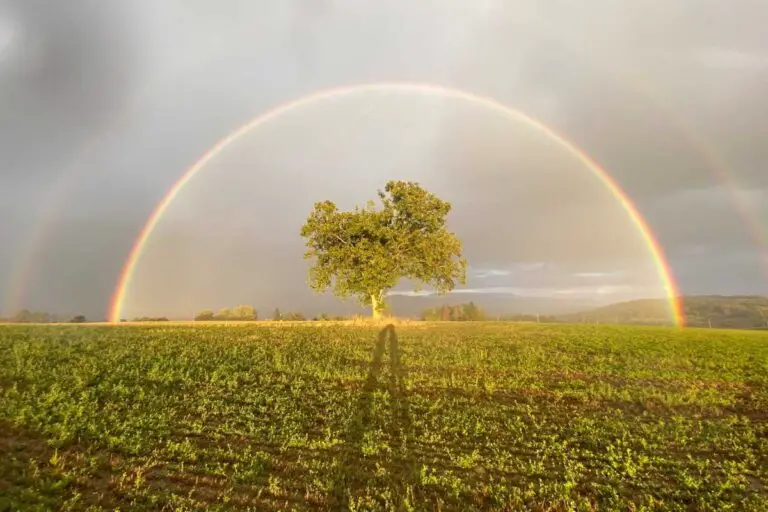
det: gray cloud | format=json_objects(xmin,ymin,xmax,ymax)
[
  {"xmin": 1, "ymin": 0, "xmax": 767, "ymax": 319},
  {"xmin": 460, "ymin": 1, "xmax": 768, "ymax": 195},
  {"xmin": 0, "ymin": 1, "xmax": 148, "ymax": 184}
]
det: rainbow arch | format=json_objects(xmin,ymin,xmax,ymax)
[{"xmin": 108, "ymin": 82, "xmax": 685, "ymax": 326}]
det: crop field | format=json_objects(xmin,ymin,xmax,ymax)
[{"xmin": 1, "ymin": 323, "xmax": 767, "ymax": 511}]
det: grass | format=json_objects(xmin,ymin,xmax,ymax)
[{"xmin": 0, "ymin": 322, "xmax": 766, "ymax": 511}]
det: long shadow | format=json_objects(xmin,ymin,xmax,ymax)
[
  {"xmin": 351, "ymin": 326, "xmax": 388, "ymax": 438},
  {"xmin": 386, "ymin": 325, "xmax": 412, "ymax": 452},
  {"xmin": 385, "ymin": 325, "xmax": 421, "ymax": 506},
  {"xmin": 333, "ymin": 324, "xmax": 416, "ymax": 507}
]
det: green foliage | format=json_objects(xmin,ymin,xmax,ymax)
[
  {"xmin": 301, "ymin": 181, "xmax": 467, "ymax": 317},
  {"xmin": 272, "ymin": 308, "xmax": 281, "ymax": 321},
  {"xmin": 200, "ymin": 305, "xmax": 258, "ymax": 321},
  {"xmin": 194, "ymin": 310, "xmax": 215, "ymax": 321},
  {"xmin": 500, "ymin": 313, "xmax": 558, "ymax": 323},
  {"xmin": 0, "ymin": 323, "xmax": 766, "ymax": 510},
  {"xmin": 132, "ymin": 316, "xmax": 169, "ymax": 322},
  {"xmin": 68, "ymin": 315, "xmax": 87, "ymax": 324},
  {"xmin": 421, "ymin": 301, "xmax": 486, "ymax": 321},
  {"xmin": 231, "ymin": 305, "xmax": 258, "ymax": 321}
]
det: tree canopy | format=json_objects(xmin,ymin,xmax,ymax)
[{"xmin": 300, "ymin": 180, "xmax": 467, "ymax": 318}]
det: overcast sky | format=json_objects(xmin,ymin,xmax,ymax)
[{"xmin": 1, "ymin": 0, "xmax": 766, "ymax": 319}]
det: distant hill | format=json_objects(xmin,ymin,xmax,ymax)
[
  {"xmin": 563, "ymin": 295, "xmax": 768, "ymax": 329},
  {"xmin": 253, "ymin": 293, "xmax": 605, "ymax": 320},
  {"xmin": 388, "ymin": 293, "xmax": 602, "ymax": 318},
  {"xmin": 251, "ymin": 294, "xmax": 768, "ymax": 329},
  {"xmin": 9, "ymin": 293, "xmax": 763, "ymax": 328}
]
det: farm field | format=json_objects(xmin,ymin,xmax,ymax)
[{"xmin": 1, "ymin": 323, "xmax": 767, "ymax": 511}]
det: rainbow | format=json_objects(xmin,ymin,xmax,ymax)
[
  {"xmin": 106, "ymin": 82, "xmax": 684, "ymax": 325},
  {"xmin": 9, "ymin": 50, "xmax": 767, "ymax": 319},
  {"xmin": 8, "ymin": 6, "xmax": 767, "ymax": 315}
]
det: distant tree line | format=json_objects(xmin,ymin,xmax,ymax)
[
  {"xmin": 498, "ymin": 314, "xmax": 558, "ymax": 323},
  {"xmin": 1, "ymin": 310, "xmax": 61, "ymax": 323},
  {"xmin": 421, "ymin": 302, "xmax": 486, "ymax": 321},
  {"xmin": 312, "ymin": 313, "xmax": 349, "ymax": 321},
  {"xmin": 194, "ymin": 306, "xmax": 315, "ymax": 322},
  {"xmin": 5, "ymin": 295, "xmax": 766, "ymax": 329},
  {"xmin": 194, "ymin": 305, "xmax": 258, "ymax": 321},
  {"xmin": 270, "ymin": 308, "xmax": 307, "ymax": 321},
  {"xmin": 0, "ymin": 310, "xmax": 87, "ymax": 323}
]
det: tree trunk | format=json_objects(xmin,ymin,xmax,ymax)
[{"xmin": 371, "ymin": 292, "xmax": 383, "ymax": 320}]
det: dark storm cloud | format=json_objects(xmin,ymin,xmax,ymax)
[
  {"xmin": 441, "ymin": 0, "xmax": 768, "ymax": 289},
  {"xmin": 0, "ymin": 1, "xmax": 148, "ymax": 186},
  {"xmin": 11, "ymin": 217, "xmax": 145, "ymax": 318},
  {"xmin": 1, "ymin": 0, "xmax": 767, "ymax": 319}
]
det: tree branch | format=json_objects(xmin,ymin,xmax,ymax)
[{"xmin": 331, "ymin": 233, "xmax": 349, "ymax": 245}]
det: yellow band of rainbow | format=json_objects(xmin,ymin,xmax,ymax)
[{"xmin": 108, "ymin": 82, "xmax": 685, "ymax": 326}]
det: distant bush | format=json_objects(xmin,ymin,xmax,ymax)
[
  {"xmin": 275, "ymin": 311, "xmax": 305, "ymax": 321},
  {"xmin": 194, "ymin": 310, "xmax": 215, "ymax": 321},
  {"xmin": 69, "ymin": 315, "xmax": 87, "ymax": 323},
  {"xmin": 422, "ymin": 302, "xmax": 486, "ymax": 321},
  {"xmin": 196, "ymin": 305, "xmax": 258, "ymax": 321},
  {"xmin": 313, "ymin": 313, "xmax": 348, "ymax": 321}
]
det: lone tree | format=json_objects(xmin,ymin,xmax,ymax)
[{"xmin": 300, "ymin": 180, "xmax": 467, "ymax": 319}]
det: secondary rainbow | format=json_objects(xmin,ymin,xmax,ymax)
[
  {"xmin": 108, "ymin": 82, "xmax": 685, "ymax": 326},
  {"xmin": 620, "ymin": 70, "xmax": 768, "ymax": 278}
]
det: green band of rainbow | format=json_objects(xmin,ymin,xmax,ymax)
[{"xmin": 108, "ymin": 83, "xmax": 685, "ymax": 326}]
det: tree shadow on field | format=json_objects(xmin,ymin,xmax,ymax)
[
  {"xmin": 387, "ymin": 326, "xmax": 411, "ymax": 445},
  {"xmin": 333, "ymin": 324, "xmax": 417, "ymax": 507}
]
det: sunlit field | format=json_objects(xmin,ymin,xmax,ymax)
[{"xmin": 1, "ymin": 323, "xmax": 766, "ymax": 511}]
